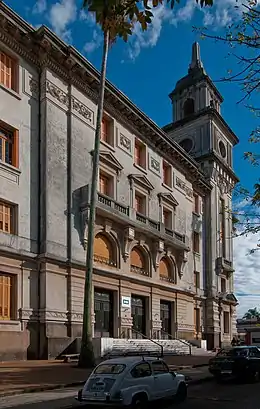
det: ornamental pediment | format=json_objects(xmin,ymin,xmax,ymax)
[
  {"xmin": 158, "ymin": 192, "xmax": 179, "ymax": 207},
  {"xmin": 98, "ymin": 150, "xmax": 123, "ymax": 172},
  {"xmin": 128, "ymin": 174, "xmax": 154, "ymax": 191}
]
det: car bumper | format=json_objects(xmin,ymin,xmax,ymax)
[{"xmin": 76, "ymin": 390, "xmax": 124, "ymax": 406}]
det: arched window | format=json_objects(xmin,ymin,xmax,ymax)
[
  {"xmin": 130, "ymin": 246, "xmax": 148, "ymax": 276},
  {"xmin": 94, "ymin": 233, "xmax": 116, "ymax": 267},
  {"xmin": 159, "ymin": 257, "xmax": 176, "ymax": 283},
  {"xmin": 183, "ymin": 98, "xmax": 195, "ymax": 117}
]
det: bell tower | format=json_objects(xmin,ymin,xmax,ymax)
[{"xmin": 163, "ymin": 42, "xmax": 239, "ymax": 350}]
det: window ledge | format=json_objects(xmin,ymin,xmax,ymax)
[
  {"xmin": 0, "ymin": 161, "xmax": 21, "ymax": 184},
  {"xmin": 162, "ymin": 182, "xmax": 173, "ymax": 192},
  {"xmin": 100, "ymin": 139, "xmax": 115, "ymax": 152},
  {"xmin": 0, "ymin": 320, "xmax": 20, "ymax": 325},
  {"xmin": 133, "ymin": 163, "xmax": 147, "ymax": 174},
  {"xmin": 0, "ymin": 83, "xmax": 21, "ymax": 100}
]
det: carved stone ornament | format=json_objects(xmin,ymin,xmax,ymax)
[
  {"xmin": 123, "ymin": 227, "xmax": 135, "ymax": 261},
  {"xmin": 152, "ymin": 240, "xmax": 164, "ymax": 270},
  {"xmin": 119, "ymin": 134, "xmax": 131, "ymax": 152},
  {"xmin": 45, "ymin": 80, "xmax": 94, "ymax": 124},
  {"xmin": 175, "ymin": 249, "xmax": 189, "ymax": 278}
]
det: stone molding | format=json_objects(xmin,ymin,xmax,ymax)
[
  {"xmin": 44, "ymin": 80, "xmax": 94, "ymax": 125},
  {"xmin": 0, "ymin": 8, "xmax": 213, "ymax": 194}
]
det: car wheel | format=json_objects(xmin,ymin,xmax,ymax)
[
  {"xmin": 247, "ymin": 369, "xmax": 259, "ymax": 383},
  {"xmin": 174, "ymin": 382, "xmax": 187, "ymax": 403},
  {"xmin": 214, "ymin": 375, "xmax": 223, "ymax": 384},
  {"xmin": 131, "ymin": 394, "xmax": 148, "ymax": 409}
]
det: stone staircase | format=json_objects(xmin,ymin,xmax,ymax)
[{"xmin": 102, "ymin": 338, "xmax": 197, "ymax": 357}]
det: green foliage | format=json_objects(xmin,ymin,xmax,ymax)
[
  {"xmin": 243, "ymin": 307, "xmax": 260, "ymax": 320},
  {"xmin": 195, "ymin": 1, "xmax": 260, "ymax": 251},
  {"xmin": 83, "ymin": 0, "xmax": 213, "ymax": 42}
]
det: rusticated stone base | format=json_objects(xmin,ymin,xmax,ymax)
[{"xmin": 0, "ymin": 330, "xmax": 29, "ymax": 361}]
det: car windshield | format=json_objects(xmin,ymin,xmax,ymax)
[
  {"xmin": 217, "ymin": 348, "xmax": 248, "ymax": 357},
  {"xmin": 94, "ymin": 364, "xmax": 126, "ymax": 375}
]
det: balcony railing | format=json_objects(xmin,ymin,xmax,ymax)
[
  {"xmin": 130, "ymin": 265, "xmax": 149, "ymax": 276},
  {"xmin": 93, "ymin": 254, "xmax": 117, "ymax": 267},
  {"xmin": 97, "ymin": 193, "xmax": 129, "ymax": 216},
  {"xmin": 160, "ymin": 274, "xmax": 176, "ymax": 283},
  {"xmin": 96, "ymin": 193, "xmax": 185, "ymax": 245}
]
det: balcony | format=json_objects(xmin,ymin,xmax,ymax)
[
  {"xmin": 97, "ymin": 193, "xmax": 129, "ymax": 217},
  {"xmin": 216, "ymin": 257, "xmax": 234, "ymax": 274},
  {"xmin": 130, "ymin": 265, "xmax": 149, "ymax": 276},
  {"xmin": 82, "ymin": 190, "xmax": 188, "ymax": 249}
]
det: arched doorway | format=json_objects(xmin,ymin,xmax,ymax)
[
  {"xmin": 130, "ymin": 246, "xmax": 147, "ymax": 276},
  {"xmin": 93, "ymin": 233, "xmax": 116, "ymax": 267}
]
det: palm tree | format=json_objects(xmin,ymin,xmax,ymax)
[{"xmin": 78, "ymin": 0, "xmax": 214, "ymax": 368}]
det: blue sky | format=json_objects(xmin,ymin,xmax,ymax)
[{"xmin": 6, "ymin": 0, "xmax": 260, "ymax": 317}]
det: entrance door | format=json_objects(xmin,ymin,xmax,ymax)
[
  {"xmin": 194, "ymin": 307, "xmax": 200, "ymax": 339},
  {"xmin": 160, "ymin": 301, "xmax": 172, "ymax": 339},
  {"xmin": 131, "ymin": 296, "xmax": 146, "ymax": 338},
  {"xmin": 94, "ymin": 290, "xmax": 113, "ymax": 337}
]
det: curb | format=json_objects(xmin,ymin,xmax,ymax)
[{"xmin": 0, "ymin": 364, "xmax": 211, "ymax": 398}]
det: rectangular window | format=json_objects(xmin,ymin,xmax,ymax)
[
  {"xmin": 162, "ymin": 161, "xmax": 172, "ymax": 187},
  {"xmin": 0, "ymin": 50, "xmax": 17, "ymax": 91},
  {"xmin": 219, "ymin": 198, "xmax": 226, "ymax": 258},
  {"xmin": 101, "ymin": 117, "xmax": 112, "ymax": 145},
  {"xmin": 134, "ymin": 139, "xmax": 146, "ymax": 169},
  {"xmin": 0, "ymin": 123, "xmax": 19, "ymax": 168},
  {"xmin": 193, "ymin": 232, "xmax": 200, "ymax": 254},
  {"xmin": 0, "ymin": 200, "xmax": 16, "ymax": 234},
  {"xmin": 162, "ymin": 208, "xmax": 172, "ymax": 229},
  {"xmin": 194, "ymin": 271, "xmax": 200, "ymax": 290},
  {"xmin": 99, "ymin": 172, "xmax": 113, "ymax": 198},
  {"xmin": 193, "ymin": 193, "xmax": 200, "ymax": 214},
  {"xmin": 135, "ymin": 193, "xmax": 146, "ymax": 215},
  {"xmin": 221, "ymin": 277, "xmax": 226, "ymax": 293},
  {"xmin": 0, "ymin": 273, "xmax": 13, "ymax": 320},
  {"xmin": 224, "ymin": 311, "xmax": 230, "ymax": 334}
]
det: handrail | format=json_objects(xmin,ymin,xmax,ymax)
[
  {"xmin": 131, "ymin": 329, "xmax": 164, "ymax": 358},
  {"xmin": 160, "ymin": 330, "xmax": 192, "ymax": 355}
]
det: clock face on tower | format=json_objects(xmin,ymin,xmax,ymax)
[{"xmin": 179, "ymin": 138, "xmax": 193, "ymax": 153}]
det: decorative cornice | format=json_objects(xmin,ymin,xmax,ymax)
[
  {"xmin": 128, "ymin": 174, "xmax": 154, "ymax": 191},
  {"xmin": 0, "ymin": 2, "xmax": 211, "ymax": 194}
]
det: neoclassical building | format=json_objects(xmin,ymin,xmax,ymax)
[{"xmin": 0, "ymin": 3, "xmax": 238, "ymax": 360}]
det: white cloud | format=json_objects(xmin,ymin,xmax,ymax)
[
  {"xmin": 49, "ymin": 0, "xmax": 77, "ymax": 42},
  {"xmin": 234, "ymin": 228, "xmax": 260, "ymax": 318},
  {"xmin": 33, "ymin": 0, "xmax": 47, "ymax": 14},
  {"xmin": 84, "ymin": 29, "xmax": 103, "ymax": 54}
]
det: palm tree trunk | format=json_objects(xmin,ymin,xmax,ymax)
[{"xmin": 78, "ymin": 29, "xmax": 110, "ymax": 368}]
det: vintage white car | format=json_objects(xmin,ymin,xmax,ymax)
[{"xmin": 77, "ymin": 356, "xmax": 187, "ymax": 407}]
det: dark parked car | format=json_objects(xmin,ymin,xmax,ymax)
[{"xmin": 209, "ymin": 346, "xmax": 260, "ymax": 382}]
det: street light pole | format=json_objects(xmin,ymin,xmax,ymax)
[{"xmin": 78, "ymin": 29, "xmax": 110, "ymax": 368}]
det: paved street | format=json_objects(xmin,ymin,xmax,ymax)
[{"xmin": 0, "ymin": 379, "xmax": 260, "ymax": 409}]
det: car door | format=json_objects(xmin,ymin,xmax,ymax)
[
  {"xmin": 128, "ymin": 362, "xmax": 156, "ymax": 399},
  {"xmin": 248, "ymin": 347, "xmax": 260, "ymax": 371},
  {"xmin": 151, "ymin": 361, "xmax": 176, "ymax": 399}
]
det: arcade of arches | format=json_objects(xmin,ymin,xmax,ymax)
[
  {"xmin": 93, "ymin": 233, "xmax": 116, "ymax": 267},
  {"xmin": 92, "ymin": 234, "xmax": 197, "ymax": 341}
]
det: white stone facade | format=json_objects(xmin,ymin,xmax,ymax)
[{"xmin": 0, "ymin": 4, "xmax": 238, "ymax": 360}]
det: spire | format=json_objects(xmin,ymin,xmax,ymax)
[{"xmin": 189, "ymin": 42, "xmax": 204, "ymax": 71}]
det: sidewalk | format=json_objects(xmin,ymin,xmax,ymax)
[{"xmin": 0, "ymin": 358, "xmax": 213, "ymax": 398}]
